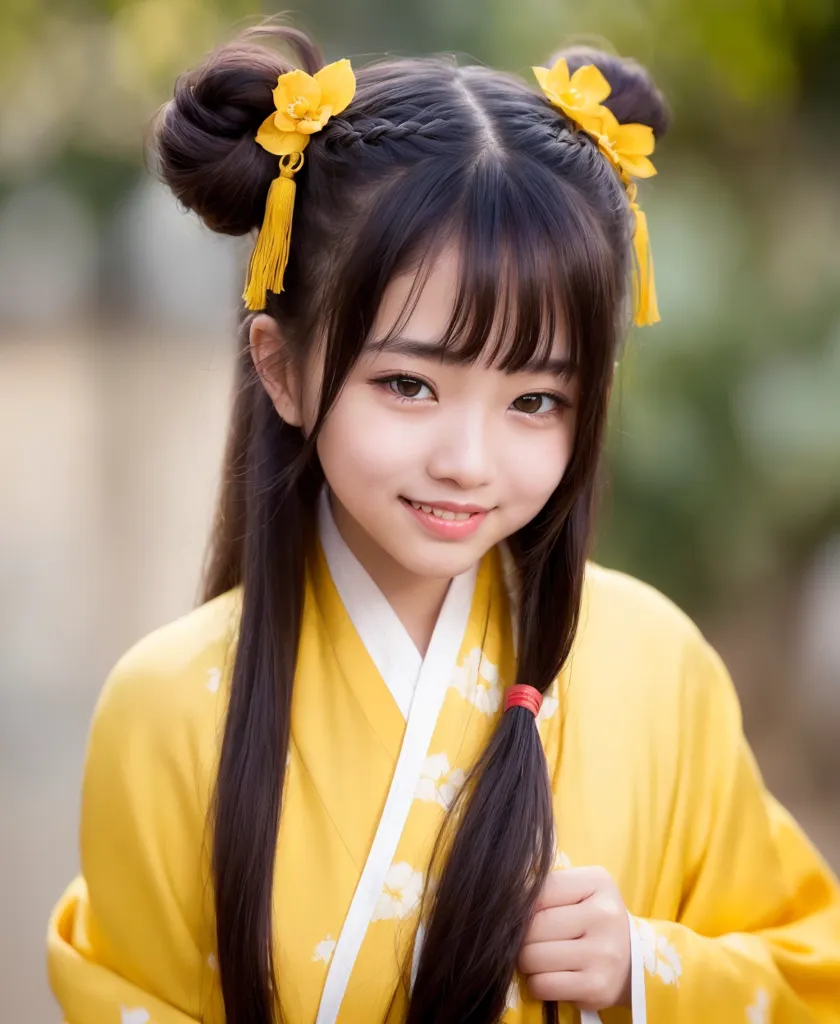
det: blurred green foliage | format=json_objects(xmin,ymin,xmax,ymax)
[{"xmin": 0, "ymin": 0, "xmax": 838, "ymax": 608}]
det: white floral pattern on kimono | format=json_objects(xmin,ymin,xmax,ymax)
[
  {"xmin": 449, "ymin": 647, "xmax": 503, "ymax": 714},
  {"xmin": 536, "ymin": 684, "xmax": 559, "ymax": 724},
  {"xmin": 312, "ymin": 935, "xmax": 336, "ymax": 965},
  {"xmin": 633, "ymin": 916, "xmax": 682, "ymax": 985},
  {"xmin": 120, "ymin": 1009, "xmax": 150, "ymax": 1024},
  {"xmin": 372, "ymin": 863, "xmax": 424, "ymax": 922},
  {"xmin": 746, "ymin": 987, "xmax": 770, "ymax": 1024},
  {"xmin": 415, "ymin": 753, "xmax": 466, "ymax": 809}
]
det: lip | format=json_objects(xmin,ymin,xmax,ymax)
[
  {"xmin": 400, "ymin": 497, "xmax": 490, "ymax": 541},
  {"xmin": 402, "ymin": 499, "xmax": 490, "ymax": 514}
]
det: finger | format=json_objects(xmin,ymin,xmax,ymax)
[
  {"xmin": 526, "ymin": 968, "xmax": 607, "ymax": 1008},
  {"xmin": 526, "ymin": 970, "xmax": 588, "ymax": 1005},
  {"xmin": 533, "ymin": 866, "xmax": 608, "ymax": 912},
  {"xmin": 525, "ymin": 902, "xmax": 589, "ymax": 943},
  {"xmin": 518, "ymin": 938, "xmax": 589, "ymax": 976}
]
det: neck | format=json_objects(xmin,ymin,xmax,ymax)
[{"xmin": 329, "ymin": 494, "xmax": 452, "ymax": 656}]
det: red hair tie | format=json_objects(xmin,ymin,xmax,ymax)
[{"xmin": 504, "ymin": 684, "xmax": 543, "ymax": 718}]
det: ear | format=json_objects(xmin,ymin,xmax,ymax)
[{"xmin": 249, "ymin": 314, "xmax": 304, "ymax": 427}]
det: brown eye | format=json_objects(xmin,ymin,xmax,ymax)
[
  {"xmin": 512, "ymin": 393, "xmax": 555, "ymax": 414},
  {"xmin": 389, "ymin": 378, "xmax": 430, "ymax": 399}
]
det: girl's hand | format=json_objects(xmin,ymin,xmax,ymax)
[{"xmin": 517, "ymin": 866, "xmax": 632, "ymax": 1011}]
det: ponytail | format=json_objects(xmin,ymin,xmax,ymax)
[{"xmin": 407, "ymin": 482, "xmax": 596, "ymax": 1024}]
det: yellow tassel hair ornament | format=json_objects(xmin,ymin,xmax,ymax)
[
  {"xmin": 626, "ymin": 181, "xmax": 660, "ymax": 325},
  {"xmin": 532, "ymin": 57, "xmax": 661, "ymax": 327},
  {"xmin": 244, "ymin": 58, "xmax": 356, "ymax": 311}
]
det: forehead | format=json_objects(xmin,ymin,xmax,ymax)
[{"xmin": 368, "ymin": 240, "xmax": 571, "ymax": 370}]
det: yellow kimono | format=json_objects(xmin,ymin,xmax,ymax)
[{"xmin": 48, "ymin": 490, "xmax": 840, "ymax": 1023}]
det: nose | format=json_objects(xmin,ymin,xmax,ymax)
[{"xmin": 426, "ymin": 404, "xmax": 495, "ymax": 491}]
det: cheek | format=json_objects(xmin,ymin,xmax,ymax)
[
  {"xmin": 315, "ymin": 390, "xmax": 406, "ymax": 490},
  {"xmin": 503, "ymin": 424, "xmax": 575, "ymax": 509}
]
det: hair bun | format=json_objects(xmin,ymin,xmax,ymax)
[
  {"xmin": 546, "ymin": 45, "xmax": 671, "ymax": 139},
  {"xmin": 152, "ymin": 27, "xmax": 324, "ymax": 236}
]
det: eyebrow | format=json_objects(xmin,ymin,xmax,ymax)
[{"xmin": 367, "ymin": 336, "xmax": 575, "ymax": 378}]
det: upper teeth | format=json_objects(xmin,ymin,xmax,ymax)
[{"xmin": 410, "ymin": 501, "xmax": 472, "ymax": 521}]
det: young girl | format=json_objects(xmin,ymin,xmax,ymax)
[{"xmin": 47, "ymin": 23, "xmax": 840, "ymax": 1024}]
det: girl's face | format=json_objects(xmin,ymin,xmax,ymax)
[{"xmin": 299, "ymin": 244, "xmax": 578, "ymax": 581}]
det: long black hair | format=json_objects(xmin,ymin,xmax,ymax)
[{"xmin": 153, "ymin": 23, "xmax": 670, "ymax": 1023}]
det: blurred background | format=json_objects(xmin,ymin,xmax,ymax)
[{"xmin": 2, "ymin": 0, "xmax": 839, "ymax": 1018}]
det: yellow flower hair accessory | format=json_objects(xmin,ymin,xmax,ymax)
[
  {"xmin": 243, "ymin": 58, "xmax": 356, "ymax": 310},
  {"xmin": 532, "ymin": 56, "xmax": 661, "ymax": 326},
  {"xmin": 531, "ymin": 58, "xmax": 611, "ymax": 135}
]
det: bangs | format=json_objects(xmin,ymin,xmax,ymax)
[
  {"xmin": 312, "ymin": 147, "xmax": 620, "ymax": 437},
  {"xmin": 369, "ymin": 155, "xmax": 616, "ymax": 380}
]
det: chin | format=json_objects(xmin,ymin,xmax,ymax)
[{"xmin": 390, "ymin": 540, "xmax": 490, "ymax": 581}]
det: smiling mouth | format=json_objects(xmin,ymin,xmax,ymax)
[{"xmin": 400, "ymin": 497, "xmax": 489, "ymax": 521}]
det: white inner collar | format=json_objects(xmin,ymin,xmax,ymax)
[
  {"xmin": 314, "ymin": 486, "xmax": 479, "ymax": 1023},
  {"xmin": 318, "ymin": 486, "xmax": 478, "ymax": 720}
]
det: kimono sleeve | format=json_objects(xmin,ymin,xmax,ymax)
[
  {"xmin": 632, "ymin": 632, "xmax": 840, "ymax": 1022},
  {"xmin": 46, "ymin": 646, "xmax": 220, "ymax": 1024}
]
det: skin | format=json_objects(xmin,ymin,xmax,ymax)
[
  {"xmin": 251, "ymin": 243, "xmax": 579, "ymax": 650},
  {"xmin": 518, "ymin": 867, "xmax": 632, "ymax": 1010},
  {"xmin": 250, "ymin": 241, "xmax": 631, "ymax": 1011}
]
